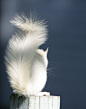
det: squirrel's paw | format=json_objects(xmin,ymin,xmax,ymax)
[{"xmin": 35, "ymin": 92, "xmax": 50, "ymax": 96}]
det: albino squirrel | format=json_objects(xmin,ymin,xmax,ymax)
[{"xmin": 5, "ymin": 14, "xmax": 50, "ymax": 97}]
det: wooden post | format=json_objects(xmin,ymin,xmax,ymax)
[{"xmin": 10, "ymin": 94, "xmax": 60, "ymax": 109}]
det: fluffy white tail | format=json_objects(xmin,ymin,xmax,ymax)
[{"xmin": 5, "ymin": 14, "xmax": 48, "ymax": 96}]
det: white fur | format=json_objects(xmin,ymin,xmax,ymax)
[{"xmin": 5, "ymin": 14, "xmax": 48, "ymax": 97}]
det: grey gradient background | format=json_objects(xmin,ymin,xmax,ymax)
[{"xmin": 0, "ymin": 0, "xmax": 86, "ymax": 109}]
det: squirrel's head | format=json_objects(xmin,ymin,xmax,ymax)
[{"xmin": 37, "ymin": 48, "xmax": 49, "ymax": 68}]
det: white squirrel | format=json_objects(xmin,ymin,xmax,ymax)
[{"xmin": 5, "ymin": 14, "xmax": 50, "ymax": 97}]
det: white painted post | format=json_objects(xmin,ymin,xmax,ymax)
[{"xmin": 10, "ymin": 94, "xmax": 60, "ymax": 109}]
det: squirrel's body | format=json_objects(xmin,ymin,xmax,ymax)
[{"xmin": 5, "ymin": 14, "xmax": 49, "ymax": 97}]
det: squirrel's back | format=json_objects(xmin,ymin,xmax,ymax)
[{"xmin": 5, "ymin": 14, "xmax": 48, "ymax": 96}]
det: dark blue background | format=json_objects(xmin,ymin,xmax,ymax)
[{"xmin": 1, "ymin": 0, "xmax": 86, "ymax": 109}]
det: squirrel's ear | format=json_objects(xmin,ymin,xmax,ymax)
[{"xmin": 45, "ymin": 47, "xmax": 49, "ymax": 54}]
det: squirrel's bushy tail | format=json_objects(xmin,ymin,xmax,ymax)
[{"xmin": 5, "ymin": 14, "xmax": 48, "ymax": 96}]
